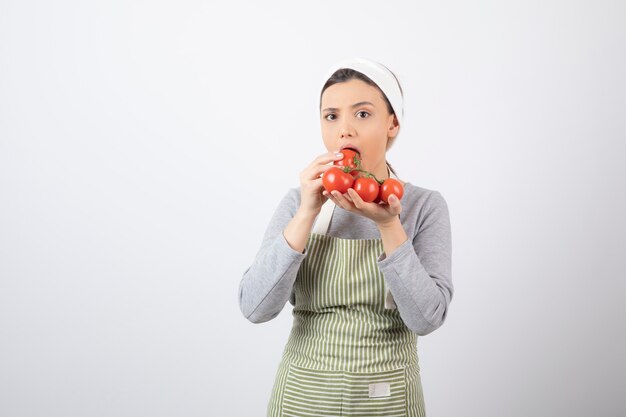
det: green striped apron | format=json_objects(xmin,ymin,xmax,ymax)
[{"xmin": 266, "ymin": 194, "xmax": 426, "ymax": 416}]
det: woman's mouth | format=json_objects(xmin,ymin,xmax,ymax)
[{"xmin": 340, "ymin": 145, "xmax": 360, "ymax": 154}]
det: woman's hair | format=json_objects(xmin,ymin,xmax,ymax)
[{"xmin": 319, "ymin": 68, "xmax": 403, "ymax": 178}]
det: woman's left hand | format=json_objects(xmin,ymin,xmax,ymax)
[{"xmin": 323, "ymin": 188, "xmax": 402, "ymax": 227}]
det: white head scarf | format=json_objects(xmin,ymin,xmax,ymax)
[{"xmin": 319, "ymin": 57, "xmax": 404, "ymax": 150}]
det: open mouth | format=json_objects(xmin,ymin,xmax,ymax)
[{"xmin": 340, "ymin": 145, "xmax": 360, "ymax": 154}]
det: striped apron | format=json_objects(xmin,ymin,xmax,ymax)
[{"xmin": 266, "ymin": 190, "xmax": 427, "ymax": 416}]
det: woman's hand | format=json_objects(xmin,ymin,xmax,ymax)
[
  {"xmin": 298, "ymin": 151, "xmax": 345, "ymax": 217},
  {"xmin": 323, "ymin": 187, "xmax": 403, "ymax": 227}
]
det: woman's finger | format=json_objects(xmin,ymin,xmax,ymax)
[
  {"xmin": 331, "ymin": 190, "xmax": 352, "ymax": 210},
  {"xmin": 311, "ymin": 177, "xmax": 324, "ymax": 189},
  {"xmin": 309, "ymin": 163, "xmax": 339, "ymax": 179},
  {"xmin": 387, "ymin": 194, "xmax": 403, "ymax": 215},
  {"xmin": 308, "ymin": 151, "xmax": 344, "ymax": 171},
  {"xmin": 324, "ymin": 190, "xmax": 340, "ymax": 207},
  {"xmin": 346, "ymin": 188, "xmax": 363, "ymax": 209},
  {"xmin": 303, "ymin": 157, "xmax": 345, "ymax": 181}
]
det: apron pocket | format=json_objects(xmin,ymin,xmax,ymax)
[
  {"xmin": 281, "ymin": 363, "xmax": 343, "ymax": 416},
  {"xmin": 341, "ymin": 366, "xmax": 407, "ymax": 417},
  {"xmin": 280, "ymin": 363, "xmax": 407, "ymax": 417}
]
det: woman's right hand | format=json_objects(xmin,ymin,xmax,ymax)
[{"xmin": 298, "ymin": 150, "xmax": 345, "ymax": 217}]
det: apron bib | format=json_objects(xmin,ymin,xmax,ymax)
[{"xmin": 267, "ymin": 179, "xmax": 426, "ymax": 417}]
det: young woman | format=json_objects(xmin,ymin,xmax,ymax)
[{"xmin": 238, "ymin": 57, "xmax": 453, "ymax": 417}]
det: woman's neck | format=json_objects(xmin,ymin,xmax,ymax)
[{"xmin": 371, "ymin": 162, "xmax": 390, "ymax": 181}]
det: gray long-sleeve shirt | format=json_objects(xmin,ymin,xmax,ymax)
[{"xmin": 238, "ymin": 182, "xmax": 453, "ymax": 336}]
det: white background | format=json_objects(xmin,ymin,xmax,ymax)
[{"xmin": 1, "ymin": 1, "xmax": 625, "ymax": 416}]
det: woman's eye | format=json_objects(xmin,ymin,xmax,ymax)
[{"xmin": 324, "ymin": 111, "xmax": 368, "ymax": 121}]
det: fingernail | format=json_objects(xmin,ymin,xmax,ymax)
[{"xmin": 334, "ymin": 152, "xmax": 343, "ymax": 158}]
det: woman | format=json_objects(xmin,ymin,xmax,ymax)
[{"xmin": 238, "ymin": 57, "xmax": 453, "ymax": 417}]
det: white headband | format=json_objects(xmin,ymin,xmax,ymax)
[{"xmin": 319, "ymin": 57, "xmax": 404, "ymax": 128}]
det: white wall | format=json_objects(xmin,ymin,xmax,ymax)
[{"xmin": 1, "ymin": 1, "xmax": 624, "ymax": 416}]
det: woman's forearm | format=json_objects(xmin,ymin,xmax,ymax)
[
  {"xmin": 283, "ymin": 208, "xmax": 318, "ymax": 253},
  {"xmin": 377, "ymin": 216, "xmax": 408, "ymax": 257}
]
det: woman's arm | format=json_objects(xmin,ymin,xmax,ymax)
[
  {"xmin": 238, "ymin": 188, "xmax": 307, "ymax": 323},
  {"xmin": 378, "ymin": 216, "xmax": 409, "ymax": 258},
  {"xmin": 377, "ymin": 190, "xmax": 453, "ymax": 336}
]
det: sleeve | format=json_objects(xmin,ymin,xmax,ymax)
[
  {"xmin": 377, "ymin": 190, "xmax": 453, "ymax": 336},
  {"xmin": 237, "ymin": 188, "xmax": 306, "ymax": 323}
]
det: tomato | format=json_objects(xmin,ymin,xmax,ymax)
[
  {"xmin": 334, "ymin": 149, "xmax": 360, "ymax": 177},
  {"xmin": 378, "ymin": 178, "xmax": 404, "ymax": 204},
  {"xmin": 322, "ymin": 166, "xmax": 354, "ymax": 194},
  {"xmin": 353, "ymin": 177, "xmax": 380, "ymax": 203},
  {"xmin": 322, "ymin": 151, "xmax": 403, "ymax": 205}
]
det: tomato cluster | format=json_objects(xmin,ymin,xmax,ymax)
[{"xmin": 322, "ymin": 149, "xmax": 404, "ymax": 204}]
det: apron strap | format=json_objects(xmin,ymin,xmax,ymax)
[{"xmin": 311, "ymin": 197, "xmax": 335, "ymax": 235}]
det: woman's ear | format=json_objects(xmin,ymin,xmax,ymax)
[{"xmin": 388, "ymin": 114, "xmax": 400, "ymax": 138}]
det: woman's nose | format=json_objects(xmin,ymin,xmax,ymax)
[{"xmin": 339, "ymin": 120, "xmax": 355, "ymax": 138}]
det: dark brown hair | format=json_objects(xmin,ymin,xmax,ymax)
[{"xmin": 319, "ymin": 68, "xmax": 402, "ymax": 178}]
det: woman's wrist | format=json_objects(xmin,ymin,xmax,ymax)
[
  {"xmin": 376, "ymin": 215, "xmax": 401, "ymax": 230},
  {"xmin": 377, "ymin": 216, "xmax": 407, "ymax": 257},
  {"xmin": 295, "ymin": 206, "xmax": 320, "ymax": 222},
  {"xmin": 284, "ymin": 208, "xmax": 319, "ymax": 253}
]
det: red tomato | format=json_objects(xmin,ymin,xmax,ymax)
[
  {"xmin": 334, "ymin": 149, "xmax": 360, "ymax": 177},
  {"xmin": 322, "ymin": 166, "xmax": 354, "ymax": 194},
  {"xmin": 378, "ymin": 179, "xmax": 404, "ymax": 204},
  {"xmin": 353, "ymin": 177, "xmax": 380, "ymax": 203}
]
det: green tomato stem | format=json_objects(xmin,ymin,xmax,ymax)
[
  {"xmin": 352, "ymin": 168, "xmax": 384, "ymax": 184},
  {"xmin": 343, "ymin": 154, "xmax": 385, "ymax": 185}
]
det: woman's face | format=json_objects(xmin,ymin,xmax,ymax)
[{"xmin": 320, "ymin": 79, "xmax": 399, "ymax": 180}]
